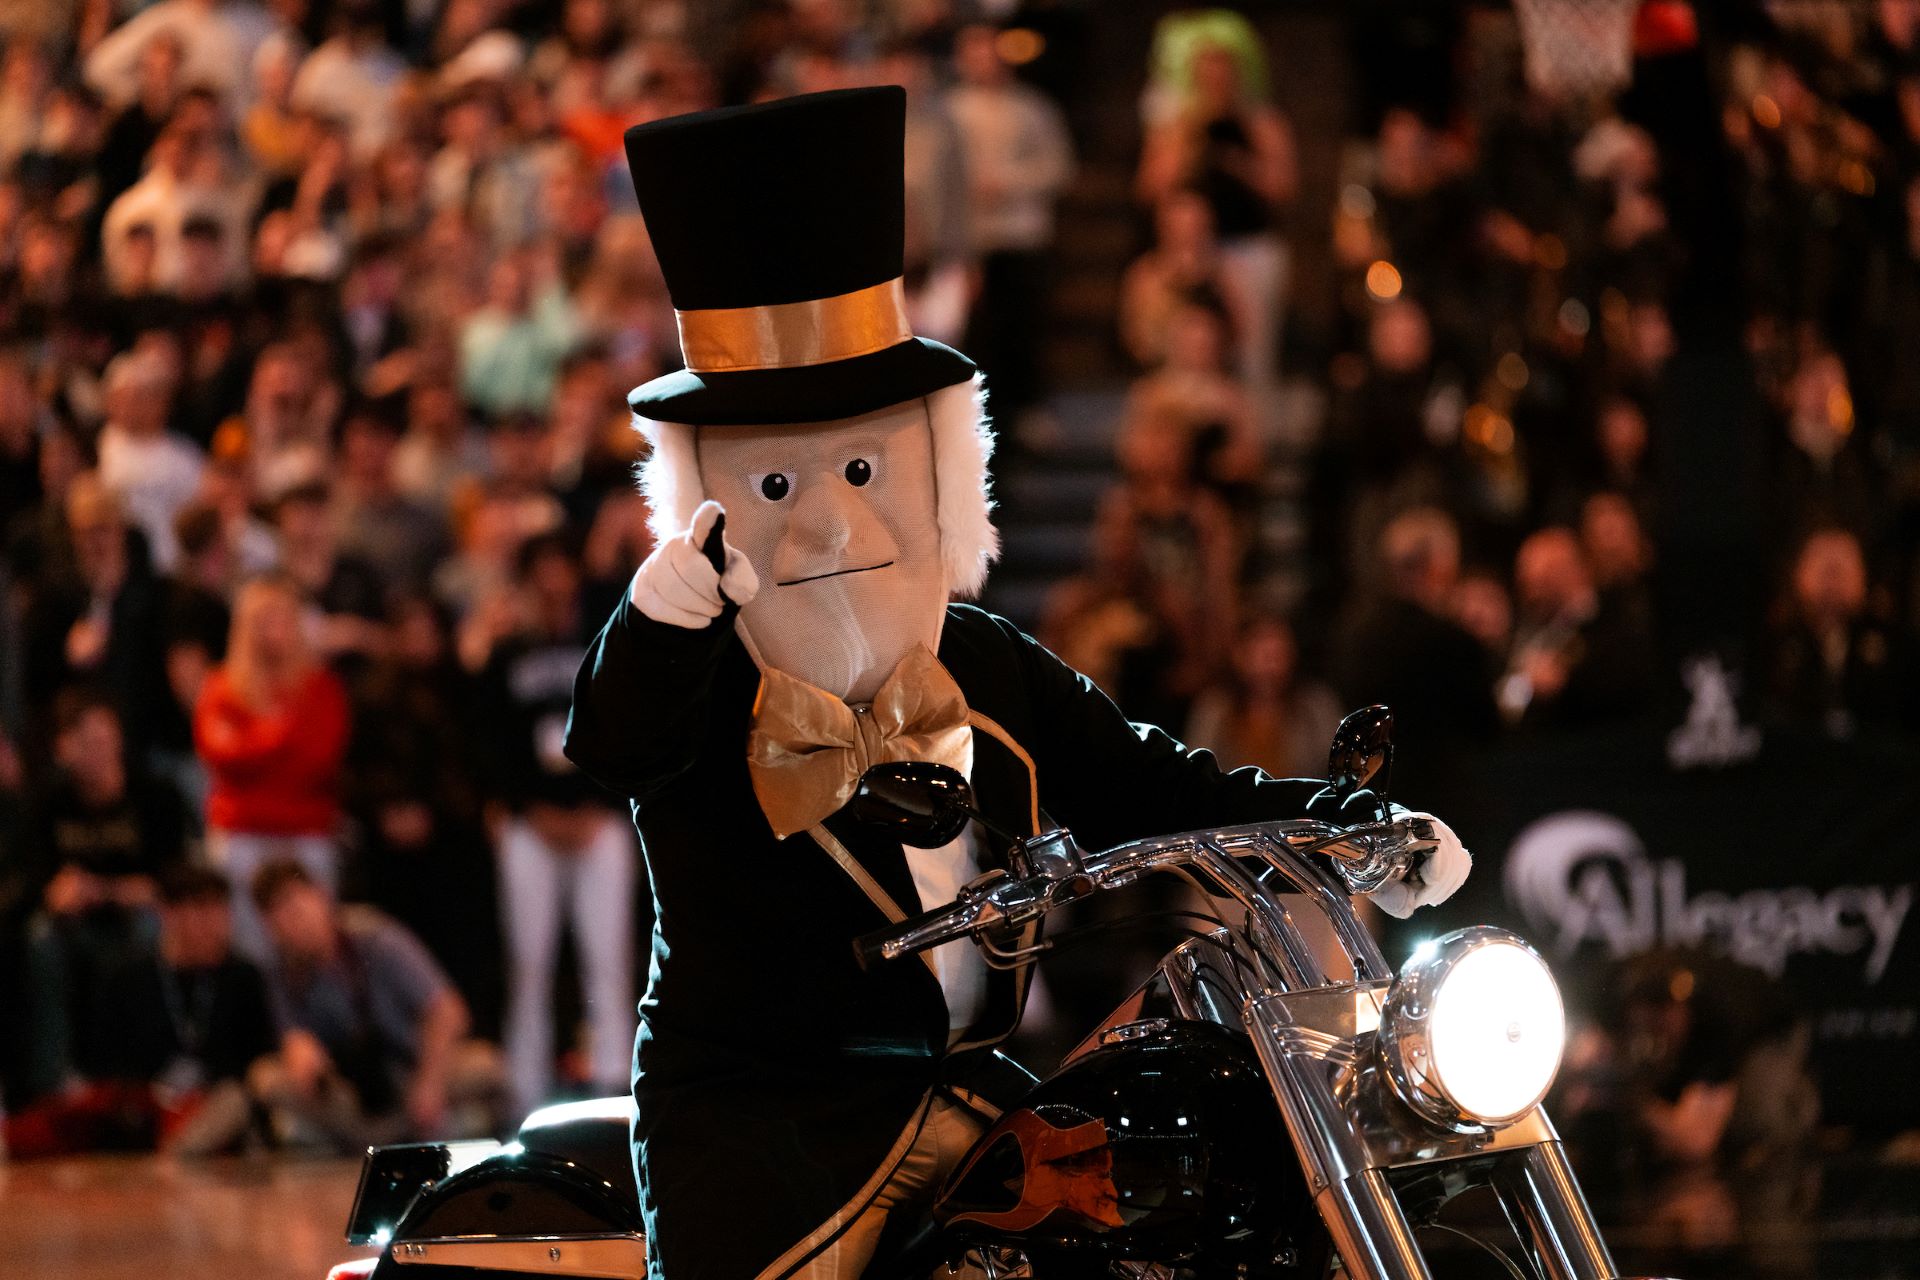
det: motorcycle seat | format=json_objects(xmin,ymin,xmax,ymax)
[{"xmin": 516, "ymin": 1096, "xmax": 639, "ymax": 1205}]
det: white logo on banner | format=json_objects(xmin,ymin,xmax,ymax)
[
  {"xmin": 1667, "ymin": 654, "xmax": 1762, "ymax": 770},
  {"xmin": 1504, "ymin": 811, "xmax": 1912, "ymax": 983}
]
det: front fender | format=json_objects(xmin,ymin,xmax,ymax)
[{"xmin": 373, "ymin": 1148, "xmax": 646, "ymax": 1279}]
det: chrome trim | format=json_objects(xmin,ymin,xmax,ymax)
[
  {"xmin": 1060, "ymin": 932, "xmax": 1249, "ymax": 1065},
  {"xmin": 1243, "ymin": 982, "xmax": 1561, "ymax": 1195},
  {"xmin": 974, "ymin": 1246, "xmax": 1034, "ymax": 1278},
  {"xmin": 1313, "ymin": 1170, "xmax": 1434, "ymax": 1280},
  {"xmin": 1345, "ymin": 1050, "xmax": 1559, "ymax": 1170},
  {"xmin": 1098, "ymin": 1018, "xmax": 1171, "ymax": 1046},
  {"xmin": 1157, "ymin": 931, "xmax": 1254, "ymax": 1027},
  {"xmin": 389, "ymin": 1233, "xmax": 647, "ymax": 1277},
  {"xmin": 1013, "ymin": 827, "xmax": 1087, "ymax": 884},
  {"xmin": 865, "ymin": 807, "xmax": 1621, "ymax": 1280},
  {"xmin": 1265, "ymin": 1022, "xmax": 1362, "ymax": 1065},
  {"xmin": 1489, "ymin": 1142, "xmax": 1620, "ymax": 1280},
  {"xmin": 870, "ymin": 816, "xmax": 1418, "ymax": 989}
]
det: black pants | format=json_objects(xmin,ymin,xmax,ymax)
[{"xmin": 966, "ymin": 248, "xmax": 1049, "ymax": 422}]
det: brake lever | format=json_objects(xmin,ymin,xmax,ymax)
[
  {"xmin": 1299, "ymin": 823, "xmax": 1395, "ymax": 862},
  {"xmin": 1304, "ymin": 815, "xmax": 1431, "ymax": 894}
]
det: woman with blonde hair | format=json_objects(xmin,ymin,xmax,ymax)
[
  {"xmin": 192, "ymin": 573, "xmax": 351, "ymax": 958},
  {"xmin": 1136, "ymin": 31, "xmax": 1296, "ymax": 401}
]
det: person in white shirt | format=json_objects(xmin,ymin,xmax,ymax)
[
  {"xmin": 289, "ymin": 11, "xmax": 407, "ymax": 160},
  {"xmin": 95, "ymin": 350, "xmax": 205, "ymax": 574},
  {"xmin": 947, "ymin": 24, "xmax": 1074, "ymax": 427},
  {"xmin": 85, "ymin": 0, "xmax": 282, "ymax": 113},
  {"xmin": 100, "ymin": 114, "xmax": 253, "ymax": 294}
]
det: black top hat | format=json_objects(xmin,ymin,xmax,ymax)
[{"xmin": 623, "ymin": 86, "xmax": 976, "ymax": 426}]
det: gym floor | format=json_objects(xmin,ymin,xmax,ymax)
[{"xmin": 0, "ymin": 1155, "xmax": 367, "ymax": 1280}]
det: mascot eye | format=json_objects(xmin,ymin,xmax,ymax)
[
  {"xmin": 757, "ymin": 473, "xmax": 792, "ymax": 501},
  {"xmin": 844, "ymin": 458, "xmax": 873, "ymax": 487}
]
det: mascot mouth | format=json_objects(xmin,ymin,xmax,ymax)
[{"xmin": 777, "ymin": 561, "xmax": 895, "ymax": 587}]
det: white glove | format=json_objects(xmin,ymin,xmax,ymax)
[
  {"xmin": 1368, "ymin": 810, "xmax": 1472, "ymax": 919},
  {"xmin": 630, "ymin": 500, "xmax": 759, "ymax": 629}
]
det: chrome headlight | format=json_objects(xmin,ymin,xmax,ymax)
[{"xmin": 1378, "ymin": 927, "xmax": 1566, "ymax": 1132}]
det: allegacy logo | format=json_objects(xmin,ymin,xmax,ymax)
[{"xmin": 1504, "ymin": 811, "xmax": 1912, "ymax": 983}]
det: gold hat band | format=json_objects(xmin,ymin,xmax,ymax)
[{"xmin": 674, "ymin": 277, "xmax": 912, "ymax": 374}]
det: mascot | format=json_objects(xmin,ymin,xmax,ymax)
[{"xmin": 565, "ymin": 86, "xmax": 1470, "ymax": 1280}]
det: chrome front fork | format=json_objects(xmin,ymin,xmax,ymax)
[
  {"xmin": 1489, "ymin": 1141, "xmax": 1620, "ymax": 1280},
  {"xmin": 1308, "ymin": 1143, "xmax": 1617, "ymax": 1280},
  {"xmin": 1137, "ymin": 934, "xmax": 1620, "ymax": 1280}
]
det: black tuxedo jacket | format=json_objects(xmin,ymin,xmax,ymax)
[{"xmin": 565, "ymin": 602, "xmax": 1324, "ymax": 1280}]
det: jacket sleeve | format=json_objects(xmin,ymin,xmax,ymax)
[
  {"xmin": 192, "ymin": 678, "xmax": 295, "ymax": 780},
  {"xmin": 282, "ymin": 672, "xmax": 351, "ymax": 788},
  {"xmin": 997, "ymin": 613, "xmax": 1329, "ymax": 853},
  {"xmin": 564, "ymin": 592, "xmax": 738, "ymax": 802}
]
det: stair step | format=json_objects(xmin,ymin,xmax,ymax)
[
  {"xmin": 1063, "ymin": 165, "xmax": 1136, "ymax": 206},
  {"xmin": 1052, "ymin": 275, "xmax": 1123, "ymax": 317},
  {"xmin": 1049, "ymin": 220, "xmax": 1140, "ymax": 265},
  {"xmin": 977, "ymin": 579, "xmax": 1055, "ymax": 631},
  {"xmin": 997, "ymin": 467, "xmax": 1113, "ymax": 519},
  {"xmin": 1050, "ymin": 389, "xmax": 1128, "ymax": 441},
  {"xmin": 1043, "ymin": 338, "xmax": 1126, "ymax": 388},
  {"xmin": 998, "ymin": 521, "xmax": 1091, "ymax": 572}
]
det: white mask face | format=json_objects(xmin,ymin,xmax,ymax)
[{"xmin": 697, "ymin": 399, "xmax": 947, "ymax": 702}]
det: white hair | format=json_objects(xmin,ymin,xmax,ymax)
[{"xmin": 632, "ymin": 373, "xmax": 999, "ymax": 598}]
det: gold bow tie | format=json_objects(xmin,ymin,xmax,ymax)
[{"xmin": 746, "ymin": 645, "xmax": 973, "ymax": 840}]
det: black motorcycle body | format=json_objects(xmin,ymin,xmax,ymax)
[
  {"xmin": 334, "ymin": 707, "xmax": 1650, "ymax": 1280},
  {"xmin": 934, "ymin": 1019, "xmax": 1327, "ymax": 1277},
  {"xmin": 346, "ymin": 1025, "xmax": 1330, "ymax": 1280}
]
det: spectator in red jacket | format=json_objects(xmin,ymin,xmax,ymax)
[{"xmin": 192, "ymin": 573, "xmax": 350, "ymax": 959}]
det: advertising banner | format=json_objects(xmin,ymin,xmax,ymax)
[{"xmin": 1422, "ymin": 660, "xmax": 1918, "ymax": 1131}]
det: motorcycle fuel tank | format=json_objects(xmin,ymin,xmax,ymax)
[{"xmin": 934, "ymin": 1019, "xmax": 1325, "ymax": 1273}]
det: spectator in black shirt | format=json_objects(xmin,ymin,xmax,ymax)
[
  {"xmin": 1, "ymin": 866, "xmax": 277, "ymax": 1158},
  {"xmin": 163, "ymin": 501, "xmax": 235, "ymax": 676},
  {"xmin": 169, "ymin": 218, "xmax": 255, "ymax": 443},
  {"xmin": 87, "ymin": 867, "xmax": 278, "ymax": 1155},
  {"xmin": 334, "ymin": 234, "xmax": 411, "ymax": 381},
  {"xmin": 1502, "ymin": 526, "xmax": 1659, "ymax": 730},
  {"xmin": 154, "ymin": 500, "xmax": 236, "ymax": 811},
  {"xmin": 347, "ymin": 595, "xmax": 500, "ymax": 1033},
  {"xmin": 1331, "ymin": 507, "xmax": 1500, "ymax": 802},
  {"xmin": 476, "ymin": 533, "xmax": 636, "ymax": 1119},
  {"xmin": 333, "ymin": 397, "xmax": 450, "ymax": 593},
  {"xmin": 12, "ymin": 82, "xmax": 107, "ymax": 218},
  {"xmin": 2, "ymin": 416, "xmax": 87, "ymax": 610},
  {"xmin": 20, "ymin": 689, "xmax": 188, "ymax": 1098},
  {"xmin": 1765, "ymin": 526, "xmax": 1915, "ymax": 739},
  {"xmin": 94, "ymin": 33, "xmax": 182, "ymax": 214},
  {"xmin": 269, "ymin": 480, "xmax": 390, "ymax": 668},
  {"xmin": 0, "ymin": 348, "xmax": 40, "ymax": 523},
  {"xmin": 19, "ymin": 473, "xmax": 169, "ymax": 762}
]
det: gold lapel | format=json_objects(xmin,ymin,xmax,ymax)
[
  {"xmin": 806, "ymin": 822, "xmax": 942, "ymax": 984},
  {"xmin": 806, "ymin": 712, "xmax": 1045, "ymax": 1046},
  {"xmin": 966, "ymin": 710, "xmax": 1040, "ymax": 835}
]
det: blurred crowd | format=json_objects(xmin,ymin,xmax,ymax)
[
  {"xmin": 1044, "ymin": 4, "xmax": 1920, "ymax": 798},
  {"xmin": 0, "ymin": 0, "xmax": 1082, "ymax": 1157},
  {"xmin": 0, "ymin": 0, "xmax": 1914, "ymax": 1205},
  {"xmin": 1035, "ymin": 3, "xmax": 1920, "ymax": 1242}
]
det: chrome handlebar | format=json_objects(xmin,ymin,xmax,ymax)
[{"xmin": 854, "ymin": 815, "xmax": 1429, "ymax": 989}]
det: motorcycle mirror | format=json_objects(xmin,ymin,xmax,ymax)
[
  {"xmin": 1327, "ymin": 705, "xmax": 1394, "ymax": 801},
  {"xmin": 849, "ymin": 762, "xmax": 977, "ymax": 849}
]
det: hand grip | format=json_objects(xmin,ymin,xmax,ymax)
[
  {"xmin": 851, "ymin": 902, "xmax": 956, "ymax": 971},
  {"xmin": 852, "ymin": 931, "xmax": 891, "ymax": 971}
]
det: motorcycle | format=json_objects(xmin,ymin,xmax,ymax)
[{"xmin": 327, "ymin": 707, "xmax": 1646, "ymax": 1280}]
